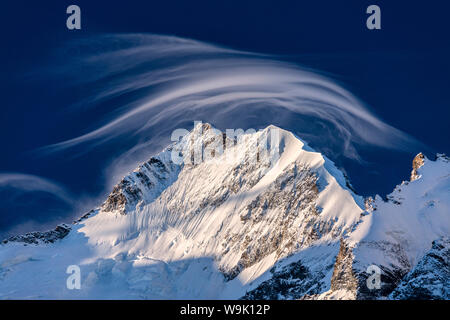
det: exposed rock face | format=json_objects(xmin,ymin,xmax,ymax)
[
  {"xmin": 242, "ymin": 260, "xmax": 325, "ymax": 300},
  {"xmin": 390, "ymin": 237, "xmax": 450, "ymax": 300},
  {"xmin": 299, "ymin": 152, "xmax": 450, "ymax": 300},
  {"xmin": 1, "ymin": 224, "xmax": 71, "ymax": 245},
  {"xmin": 101, "ymin": 123, "xmax": 235, "ymax": 215},
  {"xmin": 73, "ymin": 209, "xmax": 95, "ymax": 223},
  {"xmin": 304, "ymin": 237, "xmax": 446, "ymax": 301},
  {"xmin": 241, "ymin": 243, "xmax": 340, "ymax": 300},
  {"xmin": 222, "ymin": 163, "xmax": 323, "ymax": 280},
  {"xmin": 102, "ymin": 155, "xmax": 179, "ymax": 214},
  {"xmin": 410, "ymin": 152, "xmax": 425, "ymax": 181},
  {"xmin": 330, "ymin": 239, "xmax": 358, "ymax": 293},
  {"xmin": 353, "ymin": 240, "xmax": 410, "ymax": 300}
]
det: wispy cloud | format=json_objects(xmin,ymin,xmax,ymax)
[
  {"xmin": 37, "ymin": 33, "xmax": 422, "ymax": 165},
  {"xmin": 0, "ymin": 173, "xmax": 73, "ymax": 205}
]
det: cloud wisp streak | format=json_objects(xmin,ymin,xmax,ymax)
[
  {"xmin": 37, "ymin": 34, "xmax": 421, "ymax": 164},
  {"xmin": 0, "ymin": 173, "xmax": 73, "ymax": 205}
]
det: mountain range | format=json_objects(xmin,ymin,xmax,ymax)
[{"xmin": 0, "ymin": 123, "xmax": 448, "ymax": 299}]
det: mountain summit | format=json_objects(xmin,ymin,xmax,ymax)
[{"xmin": 0, "ymin": 124, "xmax": 448, "ymax": 299}]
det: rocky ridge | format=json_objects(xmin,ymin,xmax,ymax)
[{"xmin": 0, "ymin": 124, "xmax": 448, "ymax": 300}]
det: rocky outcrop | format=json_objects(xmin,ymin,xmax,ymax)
[
  {"xmin": 410, "ymin": 152, "xmax": 425, "ymax": 181},
  {"xmin": 242, "ymin": 259, "xmax": 329, "ymax": 300},
  {"xmin": 102, "ymin": 156, "xmax": 179, "ymax": 214},
  {"xmin": 221, "ymin": 161, "xmax": 340, "ymax": 280},
  {"xmin": 1, "ymin": 224, "xmax": 71, "ymax": 245},
  {"xmin": 389, "ymin": 237, "xmax": 450, "ymax": 300},
  {"xmin": 73, "ymin": 209, "xmax": 95, "ymax": 223},
  {"xmin": 330, "ymin": 239, "xmax": 358, "ymax": 294},
  {"xmin": 316, "ymin": 153, "xmax": 450, "ymax": 300},
  {"xmin": 101, "ymin": 123, "xmax": 235, "ymax": 215},
  {"xmin": 352, "ymin": 241, "xmax": 411, "ymax": 299}
]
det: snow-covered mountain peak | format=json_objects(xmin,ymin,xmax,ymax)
[
  {"xmin": 89, "ymin": 124, "xmax": 365, "ymax": 283},
  {"xmin": 0, "ymin": 126, "xmax": 448, "ymax": 300},
  {"xmin": 101, "ymin": 123, "xmax": 362, "ymax": 217},
  {"xmin": 29, "ymin": 123, "xmax": 360, "ymax": 297}
]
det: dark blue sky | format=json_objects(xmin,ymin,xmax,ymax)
[{"xmin": 1, "ymin": 0, "xmax": 449, "ymax": 237}]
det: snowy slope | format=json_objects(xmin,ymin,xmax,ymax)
[
  {"xmin": 0, "ymin": 124, "xmax": 448, "ymax": 299},
  {"xmin": 0, "ymin": 123, "xmax": 365, "ymax": 299},
  {"xmin": 389, "ymin": 236, "xmax": 449, "ymax": 299},
  {"xmin": 319, "ymin": 153, "xmax": 450, "ymax": 299}
]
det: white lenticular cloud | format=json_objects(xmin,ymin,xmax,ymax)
[
  {"xmin": 0, "ymin": 173, "xmax": 73, "ymax": 205},
  {"xmin": 40, "ymin": 33, "xmax": 422, "ymax": 161}
]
